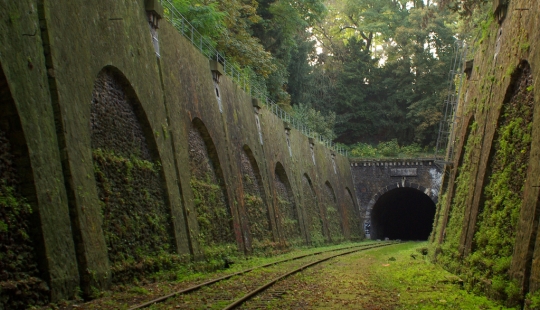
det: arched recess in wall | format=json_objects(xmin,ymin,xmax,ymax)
[
  {"xmin": 467, "ymin": 60, "xmax": 534, "ymax": 297},
  {"xmin": 0, "ymin": 63, "xmax": 49, "ymax": 307},
  {"xmin": 188, "ymin": 118, "xmax": 235, "ymax": 249},
  {"xmin": 301, "ymin": 173, "xmax": 324, "ymax": 245},
  {"xmin": 437, "ymin": 116, "xmax": 475, "ymax": 245},
  {"xmin": 90, "ymin": 66, "xmax": 174, "ymax": 282},
  {"xmin": 345, "ymin": 187, "xmax": 363, "ymax": 239},
  {"xmin": 274, "ymin": 162, "xmax": 302, "ymax": 244},
  {"xmin": 324, "ymin": 181, "xmax": 344, "ymax": 242},
  {"xmin": 240, "ymin": 145, "xmax": 272, "ymax": 248}
]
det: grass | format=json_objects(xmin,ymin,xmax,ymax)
[
  {"xmin": 273, "ymin": 242, "xmax": 512, "ymax": 309},
  {"xmin": 38, "ymin": 241, "xmax": 377, "ymax": 309}
]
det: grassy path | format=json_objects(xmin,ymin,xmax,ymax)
[
  {"xmin": 253, "ymin": 242, "xmax": 511, "ymax": 309},
  {"xmin": 39, "ymin": 242, "xmax": 512, "ymax": 309}
]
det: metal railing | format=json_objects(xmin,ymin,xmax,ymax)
[
  {"xmin": 160, "ymin": 0, "xmax": 347, "ymax": 156},
  {"xmin": 434, "ymin": 40, "xmax": 467, "ymax": 166}
]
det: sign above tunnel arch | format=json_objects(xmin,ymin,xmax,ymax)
[{"xmin": 390, "ymin": 168, "xmax": 417, "ymax": 177}]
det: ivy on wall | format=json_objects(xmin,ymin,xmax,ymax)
[
  {"xmin": 91, "ymin": 68, "xmax": 174, "ymax": 283},
  {"xmin": 0, "ymin": 131, "xmax": 48, "ymax": 308},
  {"xmin": 188, "ymin": 127, "xmax": 235, "ymax": 254},
  {"xmin": 302, "ymin": 175, "xmax": 324, "ymax": 245},
  {"xmin": 325, "ymin": 182, "xmax": 343, "ymax": 242},
  {"xmin": 239, "ymin": 149, "xmax": 273, "ymax": 252},
  {"xmin": 274, "ymin": 166, "xmax": 302, "ymax": 246}
]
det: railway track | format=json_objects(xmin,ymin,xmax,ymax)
[{"xmin": 130, "ymin": 241, "xmax": 399, "ymax": 309}]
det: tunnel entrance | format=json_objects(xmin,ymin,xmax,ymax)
[{"xmin": 370, "ymin": 187, "xmax": 435, "ymax": 240}]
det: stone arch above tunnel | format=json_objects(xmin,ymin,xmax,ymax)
[
  {"xmin": 369, "ymin": 186, "xmax": 436, "ymax": 240},
  {"xmin": 370, "ymin": 180, "xmax": 438, "ymax": 209},
  {"xmin": 274, "ymin": 162, "xmax": 302, "ymax": 245},
  {"xmin": 90, "ymin": 66, "xmax": 175, "ymax": 282}
]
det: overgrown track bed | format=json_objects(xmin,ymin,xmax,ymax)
[{"xmin": 132, "ymin": 242, "xmax": 398, "ymax": 309}]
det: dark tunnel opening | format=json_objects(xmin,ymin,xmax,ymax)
[{"xmin": 370, "ymin": 187, "xmax": 436, "ymax": 240}]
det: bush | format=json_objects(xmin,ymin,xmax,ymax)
[{"xmin": 377, "ymin": 139, "xmax": 400, "ymax": 156}]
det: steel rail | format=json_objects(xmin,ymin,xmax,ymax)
[
  {"xmin": 222, "ymin": 242, "xmax": 400, "ymax": 309},
  {"xmin": 128, "ymin": 242, "xmax": 387, "ymax": 309}
]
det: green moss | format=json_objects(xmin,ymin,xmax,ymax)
[
  {"xmin": 190, "ymin": 176, "xmax": 235, "ymax": 250},
  {"xmin": 436, "ymin": 120, "xmax": 476, "ymax": 273},
  {"xmin": 92, "ymin": 148, "xmax": 174, "ymax": 283},
  {"xmin": 244, "ymin": 193, "xmax": 272, "ymax": 247},
  {"xmin": 326, "ymin": 205, "xmax": 343, "ymax": 242},
  {"xmin": 275, "ymin": 195, "xmax": 302, "ymax": 246},
  {"xmin": 464, "ymin": 78, "xmax": 533, "ymax": 306}
]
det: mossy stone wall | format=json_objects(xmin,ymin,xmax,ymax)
[
  {"xmin": 0, "ymin": 0, "xmax": 360, "ymax": 306},
  {"xmin": 431, "ymin": 0, "xmax": 540, "ymax": 306}
]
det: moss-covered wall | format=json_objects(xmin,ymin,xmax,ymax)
[
  {"xmin": 0, "ymin": 0, "xmax": 79, "ymax": 307},
  {"xmin": 431, "ymin": 0, "xmax": 540, "ymax": 307},
  {"xmin": 0, "ymin": 0, "xmax": 360, "ymax": 306}
]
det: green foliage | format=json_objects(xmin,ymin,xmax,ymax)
[
  {"xmin": 326, "ymin": 205, "xmax": 343, "ymax": 242},
  {"xmin": 292, "ymin": 103, "xmax": 336, "ymax": 141},
  {"xmin": 526, "ymin": 290, "xmax": 540, "ymax": 309},
  {"xmin": 0, "ymin": 131, "xmax": 49, "ymax": 307},
  {"xmin": 92, "ymin": 148, "xmax": 174, "ymax": 283},
  {"xmin": 436, "ymin": 121, "xmax": 476, "ymax": 273},
  {"xmin": 349, "ymin": 140, "xmax": 431, "ymax": 158},
  {"xmin": 377, "ymin": 139, "xmax": 400, "ymax": 156},
  {"xmin": 350, "ymin": 143, "xmax": 377, "ymax": 158},
  {"xmin": 275, "ymin": 194, "xmax": 302, "ymax": 246},
  {"xmin": 309, "ymin": 0, "xmax": 457, "ymax": 146},
  {"xmin": 244, "ymin": 193, "xmax": 272, "ymax": 247},
  {"xmin": 463, "ymin": 75, "xmax": 534, "ymax": 306},
  {"xmin": 191, "ymin": 177, "xmax": 235, "ymax": 250}
]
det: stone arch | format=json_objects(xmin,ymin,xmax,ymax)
[
  {"xmin": 301, "ymin": 173, "xmax": 324, "ymax": 245},
  {"xmin": 369, "ymin": 181, "xmax": 438, "ymax": 211},
  {"xmin": 0, "ymin": 63, "xmax": 49, "ymax": 306},
  {"xmin": 188, "ymin": 117, "xmax": 235, "ymax": 249},
  {"xmin": 274, "ymin": 162, "xmax": 301, "ymax": 244},
  {"xmin": 324, "ymin": 181, "xmax": 344, "ymax": 241},
  {"xmin": 240, "ymin": 144, "xmax": 272, "ymax": 248},
  {"xmin": 345, "ymin": 187, "xmax": 363, "ymax": 239},
  {"xmin": 90, "ymin": 66, "xmax": 174, "ymax": 281}
]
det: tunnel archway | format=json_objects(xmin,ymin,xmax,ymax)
[{"xmin": 370, "ymin": 187, "xmax": 436, "ymax": 240}]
